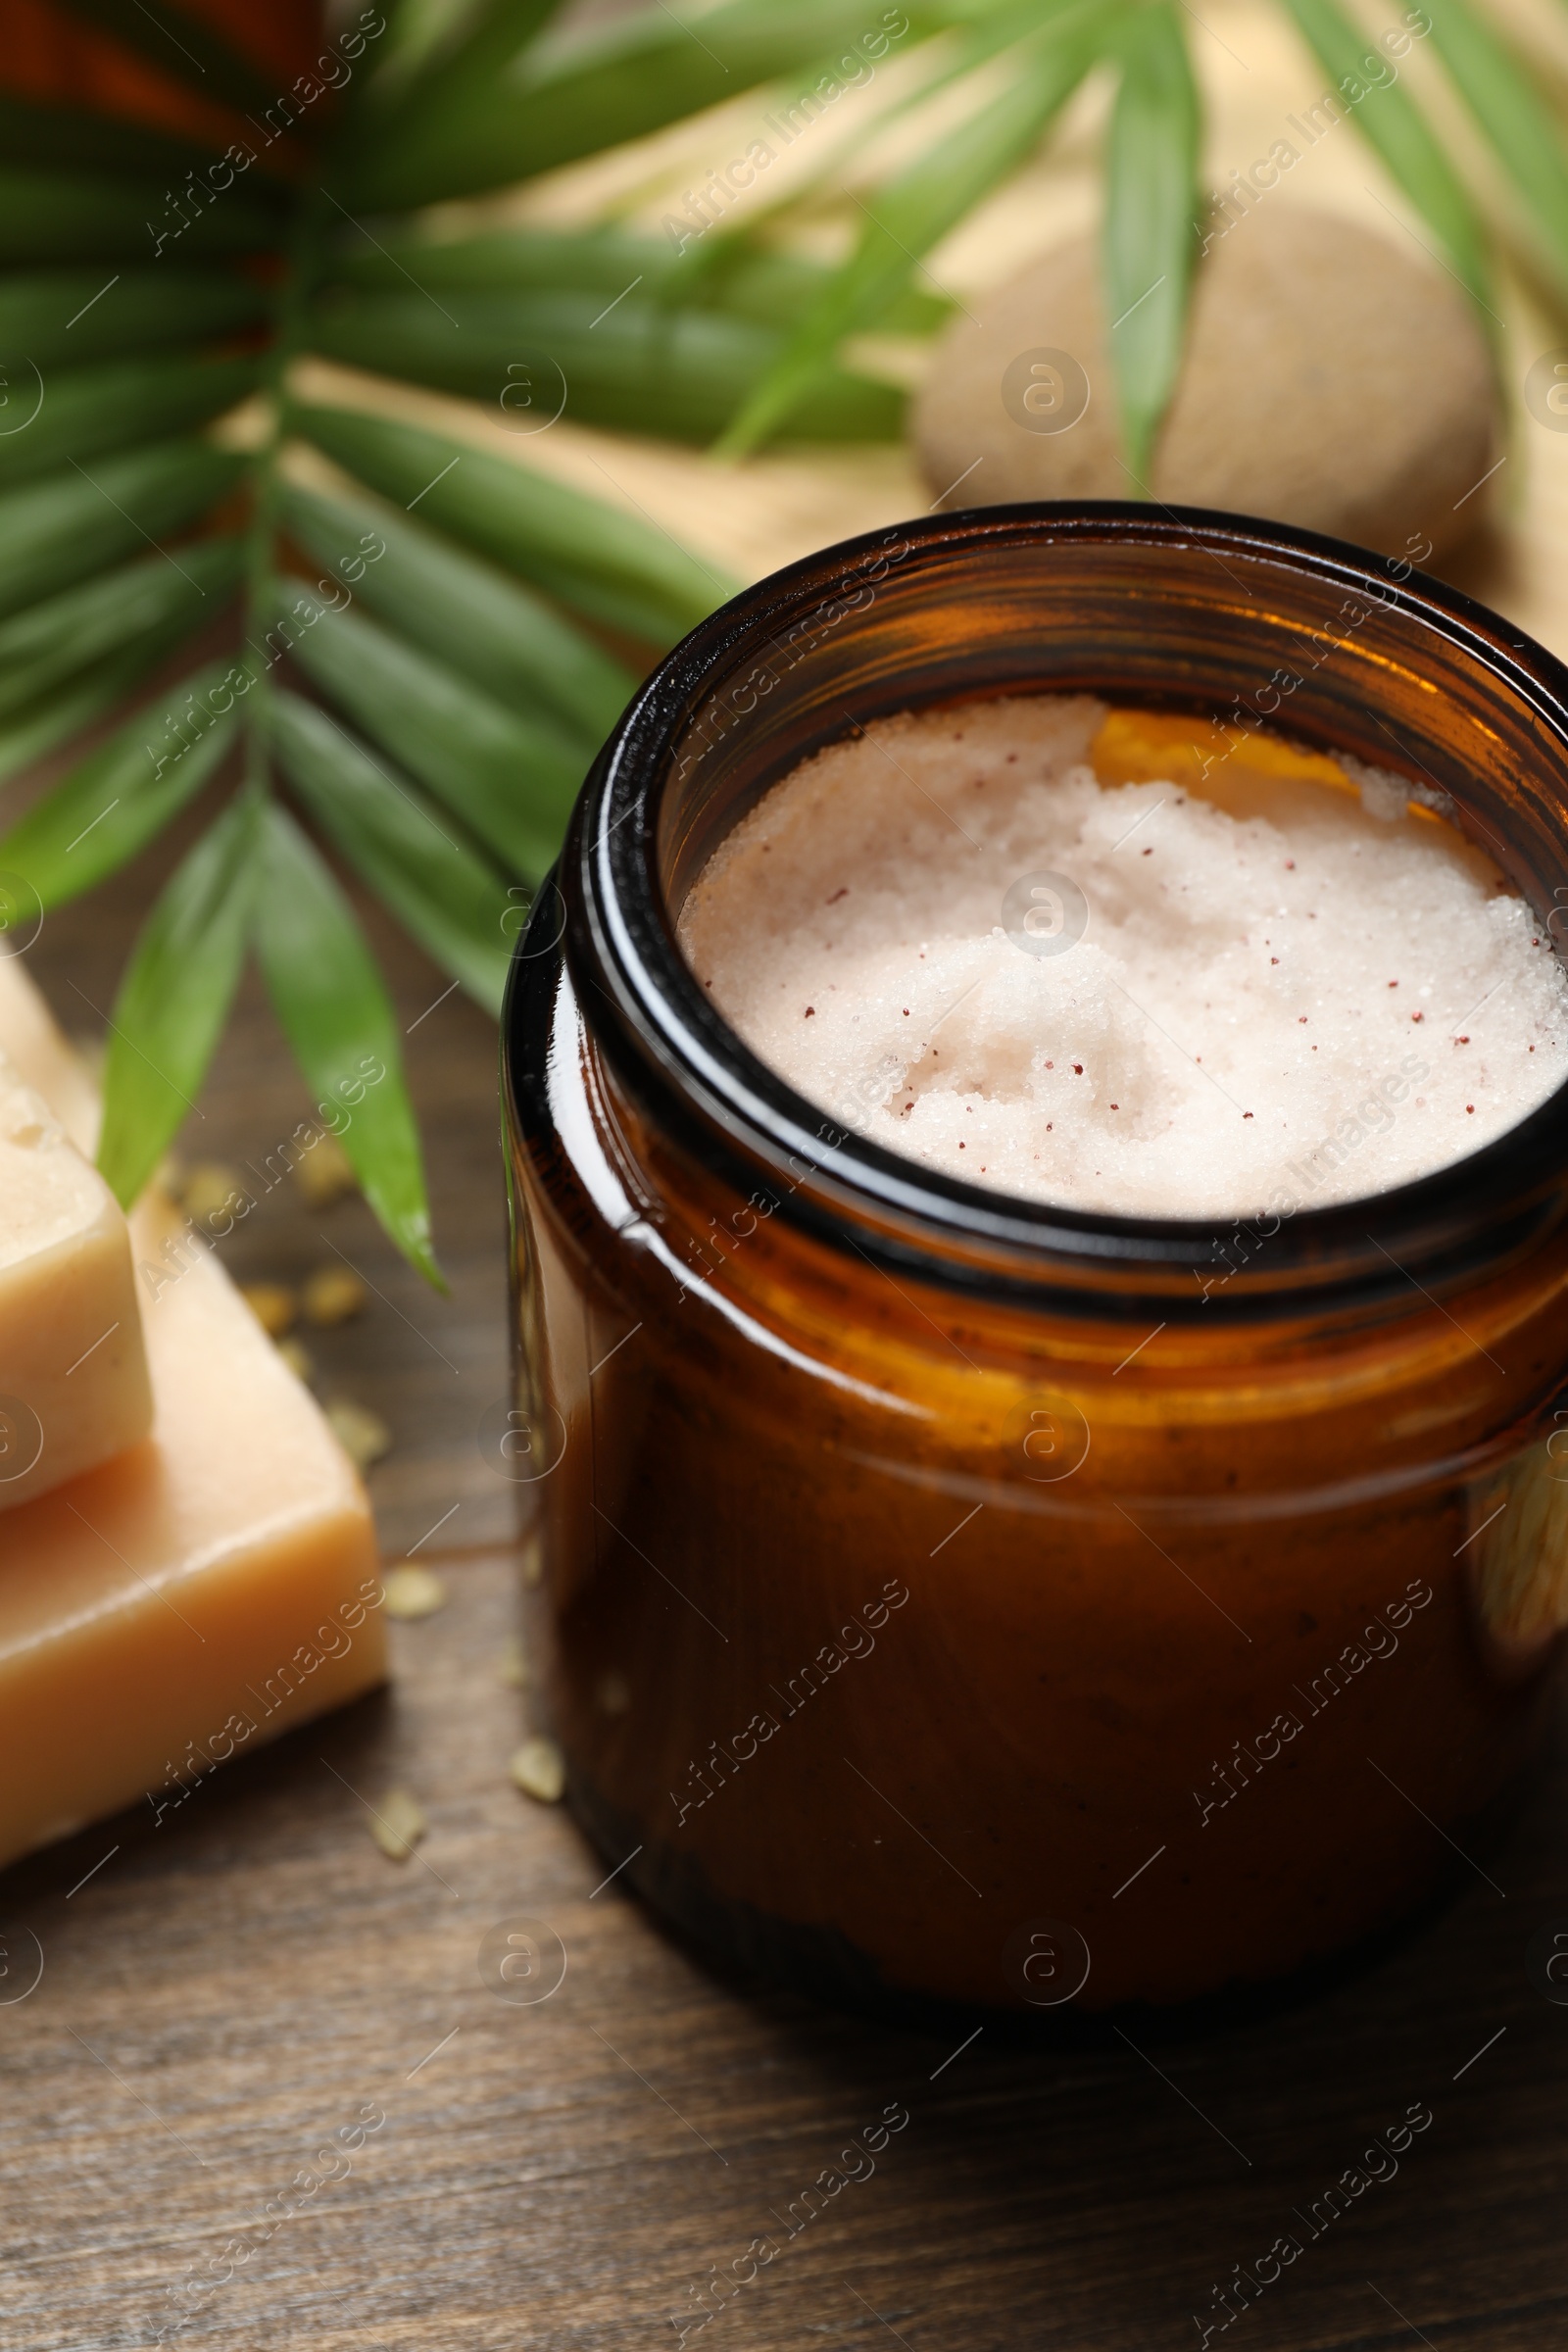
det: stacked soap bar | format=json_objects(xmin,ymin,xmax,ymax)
[
  {"xmin": 0, "ymin": 1043, "xmax": 151, "ymax": 1509},
  {"xmin": 0, "ymin": 949, "xmax": 385, "ymax": 1871}
]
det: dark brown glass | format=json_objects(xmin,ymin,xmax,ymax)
[{"xmin": 503, "ymin": 504, "xmax": 1568, "ymax": 2018}]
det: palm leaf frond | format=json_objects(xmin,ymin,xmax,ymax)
[
  {"xmin": 97, "ymin": 791, "xmax": 257, "ymax": 1208},
  {"xmin": 0, "ymin": 353, "xmax": 260, "ymax": 488},
  {"xmin": 0, "ymin": 662, "xmax": 240, "ymax": 905},
  {"xmin": 718, "ymin": 0, "xmax": 1114, "ymax": 456},
  {"xmin": 1419, "ymin": 0, "xmax": 1568, "ymax": 297},
  {"xmin": 271, "ymin": 689, "xmax": 514, "ymax": 1019},
  {"xmin": 254, "ymin": 798, "xmax": 441, "ymax": 1288},
  {"xmin": 278, "ymin": 479, "xmax": 634, "ymax": 743},
  {"xmin": 337, "ymin": 0, "xmax": 960, "ymax": 209},
  {"xmin": 1103, "ymin": 0, "xmax": 1201, "ymax": 484},
  {"xmin": 49, "ymin": 0, "xmax": 282, "ymax": 116},
  {"xmin": 275, "ymin": 576, "xmax": 583, "ymax": 877},
  {"xmin": 0, "ymin": 439, "xmax": 242, "ymax": 620},
  {"xmin": 1278, "ymin": 0, "xmax": 1491, "ymax": 309},
  {"xmin": 291, "ymin": 405, "xmax": 738, "ymax": 644}
]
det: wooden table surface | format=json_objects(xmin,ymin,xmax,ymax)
[{"xmin": 0, "ymin": 858, "xmax": 1563, "ymax": 2352}]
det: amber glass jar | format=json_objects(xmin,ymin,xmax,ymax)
[{"xmin": 502, "ymin": 504, "xmax": 1568, "ymax": 2018}]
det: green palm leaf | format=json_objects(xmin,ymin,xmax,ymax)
[
  {"xmin": 292, "ymin": 405, "xmax": 738, "ymax": 642},
  {"xmin": 254, "ymin": 799, "xmax": 441, "ymax": 1288},
  {"xmin": 322, "ymin": 222, "xmax": 947, "ymax": 331},
  {"xmin": 0, "ymin": 166, "xmax": 279, "ymax": 261},
  {"xmin": 337, "ymin": 0, "xmax": 958, "ymax": 209},
  {"xmin": 0, "ymin": 440, "xmax": 243, "ymax": 622},
  {"xmin": 307, "ymin": 287, "xmax": 904, "ymax": 443},
  {"xmin": 1277, "ymin": 0, "xmax": 1491, "ymax": 308},
  {"xmin": 0, "ymin": 270, "xmax": 267, "ymax": 368},
  {"xmin": 0, "ymin": 540, "xmax": 242, "ymax": 722},
  {"xmin": 270, "ymin": 689, "xmax": 514, "ymax": 1017},
  {"xmin": 0, "ymin": 354, "xmax": 259, "ymax": 490},
  {"xmin": 1419, "ymin": 0, "xmax": 1568, "ymax": 295},
  {"xmin": 0, "ymin": 620, "xmax": 214, "ymax": 791},
  {"xmin": 98, "ymin": 793, "xmax": 257, "ymax": 1208},
  {"xmin": 278, "ymin": 479, "xmax": 633, "ymax": 742},
  {"xmin": 0, "ymin": 661, "xmax": 239, "ymax": 905},
  {"xmin": 0, "ymin": 89, "xmax": 279, "ymax": 182},
  {"xmin": 718, "ymin": 0, "xmax": 1113, "ymax": 455},
  {"xmin": 1103, "ymin": 1, "xmax": 1201, "ymax": 482},
  {"xmin": 50, "ymin": 0, "xmax": 278, "ymax": 115},
  {"xmin": 274, "ymin": 576, "xmax": 584, "ymax": 875},
  {"xmin": 358, "ymin": 0, "xmax": 564, "ymax": 142}
]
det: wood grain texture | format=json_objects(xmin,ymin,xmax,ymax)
[{"xmin": 0, "ymin": 1539, "xmax": 1566, "ymax": 2351}]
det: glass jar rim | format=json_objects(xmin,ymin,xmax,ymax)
[{"xmin": 518, "ymin": 501, "xmax": 1568, "ymax": 1323}]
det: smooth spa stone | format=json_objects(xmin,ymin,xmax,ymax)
[
  {"xmin": 912, "ymin": 210, "xmax": 1498, "ymax": 560},
  {"xmin": 0, "ymin": 950, "xmax": 384, "ymax": 1870},
  {"xmin": 0, "ymin": 1040, "xmax": 152, "ymax": 1512},
  {"xmin": 679, "ymin": 697, "xmax": 1568, "ymax": 1220}
]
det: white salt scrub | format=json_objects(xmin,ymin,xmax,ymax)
[{"xmin": 678, "ymin": 695, "xmax": 1568, "ymax": 1218}]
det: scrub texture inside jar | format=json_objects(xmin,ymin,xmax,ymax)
[{"xmin": 677, "ymin": 695, "xmax": 1568, "ymax": 1218}]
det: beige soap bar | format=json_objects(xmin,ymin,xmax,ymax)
[
  {"xmin": 0, "ymin": 1040, "xmax": 152, "ymax": 1511},
  {"xmin": 0, "ymin": 950, "xmax": 385, "ymax": 1870}
]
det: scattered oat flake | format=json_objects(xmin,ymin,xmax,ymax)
[
  {"xmin": 596, "ymin": 1670, "xmax": 630, "ymax": 1716},
  {"xmin": 326, "ymin": 1398, "xmax": 391, "ymax": 1472},
  {"xmin": 276, "ymin": 1336, "xmax": 315, "ymax": 1383},
  {"xmin": 381, "ymin": 1565, "xmax": 447, "ymax": 1620},
  {"xmin": 242, "ymin": 1282, "xmax": 297, "ymax": 1339},
  {"xmin": 498, "ymin": 1636, "xmax": 529, "ymax": 1690},
  {"xmin": 303, "ymin": 1266, "xmax": 369, "ymax": 1327},
  {"xmin": 511, "ymin": 1736, "xmax": 566, "ymax": 1804},
  {"xmin": 369, "ymin": 1788, "xmax": 426, "ymax": 1862},
  {"xmin": 182, "ymin": 1162, "xmax": 244, "ymax": 1228},
  {"xmin": 296, "ymin": 1132, "xmax": 359, "ymax": 1208},
  {"xmin": 520, "ymin": 1536, "xmax": 544, "ymax": 1589}
]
